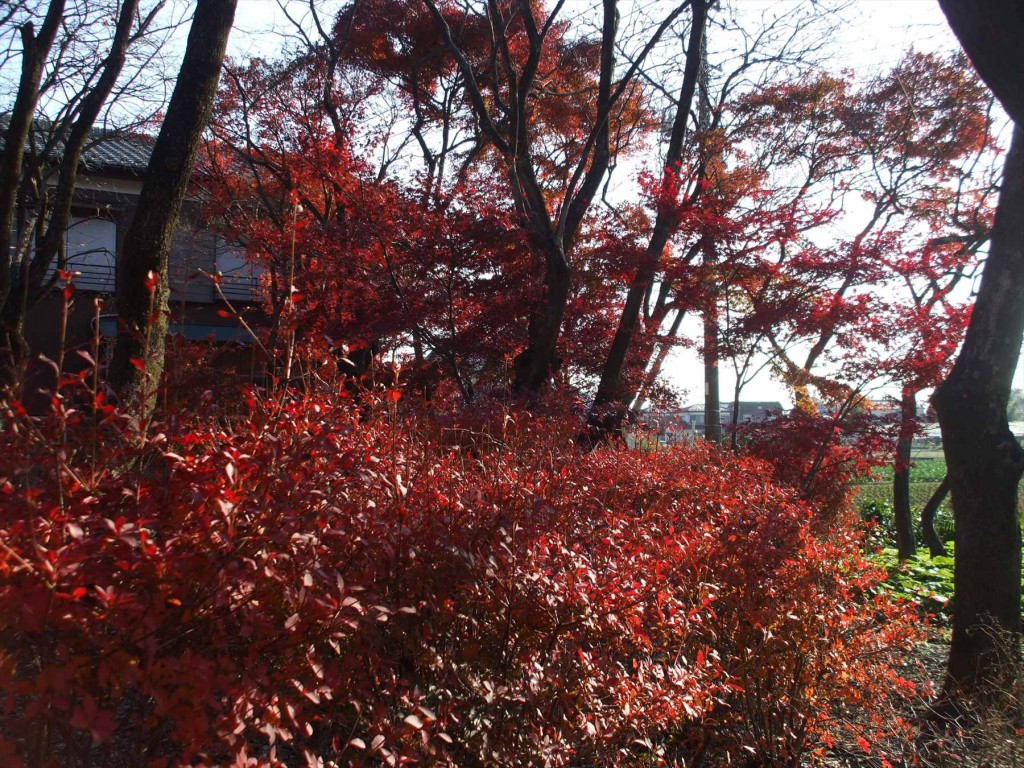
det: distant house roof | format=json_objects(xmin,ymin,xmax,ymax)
[
  {"xmin": 79, "ymin": 128, "xmax": 153, "ymax": 175},
  {"xmin": 731, "ymin": 401, "xmax": 784, "ymax": 411},
  {"xmin": 0, "ymin": 114, "xmax": 153, "ymax": 176}
]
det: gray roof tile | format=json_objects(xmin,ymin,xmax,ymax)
[
  {"xmin": 80, "ymin": 129, "xmax": 153, "ymax": 174},
  {"xmin": 1, "ymin": 114, "xmax": 153, "ymax": 175}
]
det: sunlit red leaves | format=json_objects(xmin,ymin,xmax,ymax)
[
  {"xmin": 856, "ymin": 51, "xmax": 992, "ymax": 167},
  {"xmin": 0, "ymin": 382, "xmax": 920, "ymax": 765}
]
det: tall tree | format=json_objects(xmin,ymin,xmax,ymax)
[
  {"xmin": 0, "ymin": 0, "xmax": 174, "ymax": 386},
  {"xmin": 422, "ymin": 0, "xmax": 689, "ymax": 392},
  {"xmin": 933, "ymin": 0, "xmax": 1024, "ymax": 700},
  {"xmin": 585, "ymin": 0, "xmax": 710, "ymax": 441},
  {"xmin": 202, "ymin": 8, "xmax": 538, "ymax": 399},
  {"xmin": 108, "ymin": 0, "xmax": 238, "ymax": 415},
  {"xmin": 0, "ymin": 0, "xmax": 67, "ymax": 343},
  {"xmin": 588, "ymin": 2, "xmax": 849, "ymax": 435},
  {"xmin": 932, "ymin": 125, "xmax": 1023, "ymax": 698},
  {"xmin": 0, "ymin": 0, "xmax": 165, "ymax": 365}
]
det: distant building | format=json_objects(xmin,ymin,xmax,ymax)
[
  {"xmin": 648, "ymin": 401, "xmax": 784, "ymax": 444},
  {"xmin": 724, "ymin": 401, "xmax": 785, "ymax": 425}
]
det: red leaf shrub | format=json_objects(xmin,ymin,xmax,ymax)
[
  {"xmin": 737, "ymin": 408, "xmax": 895, "ymax": 520},
  {"xmin": 0, "ymin": 385, "xmax": 917, "ymax": 766}
]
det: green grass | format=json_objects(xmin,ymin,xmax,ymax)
[
  {"xmin": 857, "ymin": 445, "xmax": 1024, "ymax": 626},
  {"xmin": 856, "ymin": 454, "xmax": 1024, "ymax": 528},
  {"xmin": 864, "ymin": 457, "xmax": 947, "ymax": 484}
]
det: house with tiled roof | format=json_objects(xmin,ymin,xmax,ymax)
[
  {"xmin": 3, "ymin": 118, "xmax": 262, "ymax": 371},
  {"xmin": 3, "ymin": 117, "xmax": 257, "ymax": 303}
]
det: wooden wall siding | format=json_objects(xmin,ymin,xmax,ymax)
[{"xmin": 167, "ymin": 203, "xmax": 218, "ymax": 303}]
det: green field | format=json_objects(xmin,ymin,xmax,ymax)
[
  {"xmin": 855, "ymin": 456, "xmax": 954, "ymax": 543},
  {"xmin": 864, "ymin": 456, "xmax": 947, "ymax": 485},
  {"xmin": 856, "ymin": 451, "xmax": 1024, "ymax": 553},
  {"xmin": 859, "ymin": 453, "xmax": 1024, "ymax": 623}
]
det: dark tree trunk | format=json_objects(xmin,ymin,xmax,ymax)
[
  {"xmin": 629, "ymin": 307, "xmax": 686, "ymax": 414},
  {"xmin": 893, "ymin": 389, "xmax": 918, "ymax": 560},
  {"xmin": 513, "ymin": 248, "xmax": 571, "ymax": 392},
  {"xmin": 931, "ymin": 125, "xmax": 1024, "ymax": 696},
  {"xmin": 108, "ymin": 0, "xmax": 237, "ymax": 416},
  {"xmin": 2, "ymin": 0, "xmax": 142, "ymax": 362},
  {"xmin": 922, "ymin": 475, "xmax": 950, "ymax": 559},
  {"xmin": 0, "ymin": 0, "xmax": 66, "ymax": 371},
  {"xmin": 428, "ymin": 1, "xmax": 626, "ymax": 395},
  {"xmin": 937, "ymin": 0, "xmax": 1024, "ymax": 127},
  {"xmin": 510, "ymin": 1, "xmax": 619, "ymax": 394},
  {"xmin": 585, "ymin": 0, "xmax": 709, "ymax": 440},
  {"xmin": 702, "ymin": 235, "xmax": 721, "ymax": 444},
  {"xmin": 703, "ymin": 297, "xmax": 721, "ymax": 443},
  {"xmin": 934, "ymin": 0, "xmax": 1024, "ymax": 700}
]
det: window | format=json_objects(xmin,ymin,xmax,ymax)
[
  {"xmin": 63, "ymin": 217, "xmax": 116, "ymax": 292},
  {"xmin": 214, "ymin": 239, "xmax": 259, "ymax": 302}
]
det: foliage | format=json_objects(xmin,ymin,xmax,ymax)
[
  {"xmin": 869, "ymin": 546, "xmax": 1024, "ymax": 625},
  {"xmin": 200, "ymin": 5, "xmax": 999, "ymax": 407},
  {"xmin": 870, "ymin": 548, "xmax": 957, "ymax": 622},
  {"xmin": 1008, "ymin": 388, "xmax": 1024, "ymax": 421},
  {"xmin": 737, "ymin": 408, "xmax": 894, "ymax": 518},
  {"xmin": 0, "ymin": 373, "xmax": 919, "ymax": 766},
  {"xmin": 5, "ymin": 2, "xmax": 1011, "ymax": 763}
]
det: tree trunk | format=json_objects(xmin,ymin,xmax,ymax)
[
  {"xmin": 513, "ymin": 248, "xmax": 571, "ymax": 392},
  {"xmin": 931, "ymin": 125, "xmax": 1024, "ymax": 696},
  {"xmin": 922, "ymin": 475, "xmax": 950, "ymax": 559},
  {"xmin": 0, "ymin": 1, "xmax": 66, "ymax": 375},
  {"xmin": 585, "ymin": 0, "xmax": 709, "ymax": 439},
  {"xmin": 108, "ymin": 0, "xmax": 237, "ymax": 416},
  {"xmin": 703, "ymin": 297, "xmax": 721, "ymax": 443},
  {"xmin": 893, "ymin": 389, "xmax": 918, "ymax": 560},
  {"xmin": 937, "ymin": 0, "xmax": 1024, "ymax": 127},
  {"xmin": 630, "ymin": 309, "xmax": 685, "ymax": 411},
  {"xmin": 2, "ymin": 0, "xmax": 141, "ymax": 364}
]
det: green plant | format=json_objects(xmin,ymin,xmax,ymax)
[
  {"xmin": 871, "ymin": 548, "xmax": 955, "ymax": 621},
  {"xmin": 870, "ymin": 546, "xmax": 1024, "ymax": 624},
  {"xmin": 857, "ymin": 490, "xmax": 955, "ymax": 546}
]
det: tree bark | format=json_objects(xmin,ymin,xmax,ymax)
[
  {"xmin": 703, "ymin": 263, "xmax": 721, "ymax": 443},
  {"xmin": 937, "ymin": 0, "xmax": 1024, "ymax": 127},
  {"xmin": 108, "ymin": 0, "xmax": 237, "ymax": 416},
  {"xmin": 931, "ymin": 125, "xmax": 1024, "ymax": 696},
  {"xmin": 0, "ymin": 1, "xmax": 66, "ymax": 363},
  {"xmin": 922, "ymin": 475, "xmax": 950, "ymax": 559},
  {"xmin": 586, "ymin": 0, "xmax": 709, "ymax": 438},
  {"xmin": 514, "ymin": 251, "xmax": 571, "ymax": 391},
  {"xmin": 893, "ymin": 389, "xmax": 918, "ymax": 560},
  {"xmin": 934, "ymin": 0, "xmax": 1024, "ymax": 700}
]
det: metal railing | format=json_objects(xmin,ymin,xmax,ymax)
[
  {"xmin": 58, "ymin": 255, "xmax": 116, "ymax": 293},
  {"xmin": 218, "ymin": 268, "xmax": 259, "ymax": 301}
]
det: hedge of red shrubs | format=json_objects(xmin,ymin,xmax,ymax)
[{"xmin": 0, "ymin": 384, "xmax": 919, "ymax": 767}]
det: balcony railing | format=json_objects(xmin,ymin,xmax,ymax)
[
  {"xmin": 218, "ymin": 267, "xmax": 260, "ymax": 302},
  {"xmin": 58, "ymin": 254, "xmax": 116, "ymax": 293}
]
